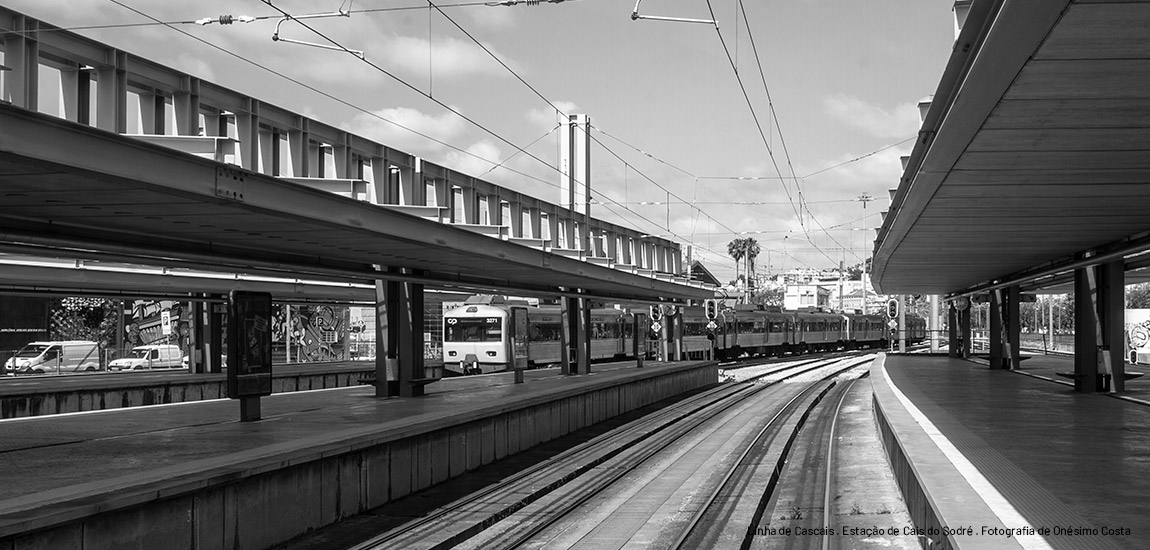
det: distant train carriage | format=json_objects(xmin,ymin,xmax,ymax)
[
  {"xmin": 795, "ymin": 310, "xmax": 846, "ymax": 353},
  {"xmin": 444, "ymin": 296, "xmax": 930, "ymax": 375},
  {"xmin": 846, "ymin": 313, "xmax": 888, "ymax": 349},
  {"xmin": 442, "ymin": 300, "xmax": 633, "ymax": 375},
  {"xmin": 902, "ymin": 313, "xmax": 927, "ymax": 344}
]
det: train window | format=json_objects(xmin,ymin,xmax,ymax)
[
  {"xmin": 531, "ymin": 323, "xmax": 562, "ymax": 342},
  {"xmin": 444, "ymin": 318, "xmax": 503, "ymax": 342},
  {"xmin": 684, "ymin": 322, "xmax": 708, "ymax": 336}
]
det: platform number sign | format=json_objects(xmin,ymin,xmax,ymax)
[
  {"xmin": 704, "ymin": 299, "xmax": 718, "ymax": 320},
  {"xmin": 886, "ymin": 298, "xmax": 899, "ymax": 319}
]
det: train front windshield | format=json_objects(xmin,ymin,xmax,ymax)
[{"xmin": 444, "ymin": 317, "xmax": 503, "ymax": 342}]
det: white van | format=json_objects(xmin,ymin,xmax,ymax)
[
  {"xmin": 109, "ymin": 344, "xmax": 184, "ymax": 371},
  {"xmin": 4, "ymin": 341, "xmax": 101, "ymax": 375}
]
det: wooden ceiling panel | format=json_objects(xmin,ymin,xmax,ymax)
[
  {"xmin": 944, "ymin": 169, "xmax": 1150, "ymax": 185},
  {"xmin": 934, "ymin": 183, "xmax": 1150, "ymax": 199},
  {"xmin": 1004, "ymin": 60, "xmax": 1150, "ymax": 100},
  {"xmin": 966, "ymin": 128, "xmax": 1150, "ymax": 152},
  {"xmin": 954, "ymin": 151, "xmax": 1150, "ymax": 171},
  {"xmin": 984, "ymin": 99, "xmax": 1150, "ymax": 130},
  {"xmin": 1034, "ymin": 3, "xmax": 1150, "ymax": 60}
]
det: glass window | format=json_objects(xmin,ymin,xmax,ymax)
[
  {"xmin": 15, "ymin": 344, "xmax": 50, "ymax": 358},
  {"xmin": 444, "ymin": 317, "xmax": 503, "ymax": 342}
]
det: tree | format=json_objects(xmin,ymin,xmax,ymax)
[
  {"xmin": 753, "ymin": 286, "xmax": 784, "ymax": 308},
  {"xmin": 744, "ymin": 238, "xmax": 760, "ymax": 292},
  {"xmin": 1128, "ymin": 283, "xmax": 1150, "ymax": 309},
  {"xmin": 727, "ymin": 238, "xmax": 746, "ymax": 297}
]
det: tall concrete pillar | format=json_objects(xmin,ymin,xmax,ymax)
[
  {"xmin": 372, "ymin": 267, "xmax": 427, "ymax": 397},
  {"xmin": 209, "ymin": 297, "xmax": 224, "ymax": 373},
  {"xmin": 1100, "ymin": 260, "xmax": 1126, "ymax": 392},
  {"xmin": 633, "ymin": 313, "xmax": 646, "ymax": 367},
  {"xmin": 192, "ymin": 299, "xmax": 206, "ymax": 374},
  {"xmin": 373, "ymin": 276, "xmax": 393, "ymax": 398},
  {"xmin": 990, "ymin": 291, "xmax": 1003, "ymax": 368},
  {"xmin": 1074, "ymin": 267, "xmax": 1098, "ymax": 392},
  {"xmin": 1006, "ymin": 286, "xmax": 1021, "ymax": 370},
  {"xmin": 960, "ymin": 303, "xmax": 971, "ymax": 358},
  {"xmin": 948, "ymin": 301, "xmax": 959, "ymax": 358},
  {"xmin": 580, "ymin": 293, "xmax": 591, "ymax": 374},
  {"xmin": 1077, "ymin": 260, "xmax": 1126, "ymax": 392}
]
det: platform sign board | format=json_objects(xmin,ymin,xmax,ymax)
[
  {"xmin": 227, "ymin": 291, "xmax": 273, "ymax": 399},
  {"xmin": 510, "ymin": 306, "xmax": 529, "ymax": 371}
]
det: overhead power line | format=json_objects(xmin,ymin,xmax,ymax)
[{"xmin": 85, "ymin": 0, "xmax": 568, "ymax": 194}]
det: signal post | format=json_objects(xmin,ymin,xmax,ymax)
[{"xmin": 704, "ymin": 299, "xmax": 719, "ymax": 361}]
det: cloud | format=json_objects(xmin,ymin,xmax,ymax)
[
  {"xmin": 343, "ymin": 106, "xmax": 469, "ymax": 155},
  {"xmin": 377, "ymin": 35, "xmax": 518, "ymax": 79},
  {"xmin": 171, "ymin": 54, "xmax": 217, "ymax": 82},
  {"xmin": 466, "ymin": 6, "xmax": 518, "ymax": 29},
  {"xmin": 443, "ymin": 140, "xmax": 503, "ymax": 177},
  {"xmin": 822, "ymin": 93, "xmax": 921, "ymax": 139},
  {"xmin": 527, "ymin": 101, "xmax": 581, "ymax": 132}
]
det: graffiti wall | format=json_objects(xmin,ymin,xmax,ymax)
[
  {"xmin": 273, "ymin": 305, "xmax": 350, "ymax": 363},
  {"xmin": 1126, "ymin": 309, "xmax": 1150, "ymax": 364}
]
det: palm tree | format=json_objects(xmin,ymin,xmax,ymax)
[
  {"xmin": 744, "ymin": 238, "xmax": 760, "ymax": 296},
  {"xmin": 727, "ymin": 238, "xmax": 746, "ymax": 297}
]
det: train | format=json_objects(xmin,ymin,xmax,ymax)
[{"xmin": 442, "ymin": 297, "xmax": 927, "ymax": 375}]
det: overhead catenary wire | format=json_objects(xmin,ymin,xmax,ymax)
[
  {"xmin": 701, "ymin": 0, "xmax": 804, "ymax": 229},
  {"xmin": 402, "ymin": 0, "xmax": 766, "ymax": 264},
  {"xmin": 89, "ymin": 0, "xmax": 574, "ymax": 195},
  {"xmin": 89, "ymin": 1, "xmax": 817, "ymax": 275},
  {"xmin": 35, "ymin": 2, "xmax": 504, "ymax": 33},
  {"xmin": 253, "ymin": 0, "xmax": 739, "ymax": 267}
]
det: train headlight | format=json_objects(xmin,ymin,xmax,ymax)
[
  {"xmin": 486, "ymin": 351, "xmax": 497, "ymax": 357},
  {"xmin": 448, "ymin": 351, "xmax": 456, "ymax": 357}
]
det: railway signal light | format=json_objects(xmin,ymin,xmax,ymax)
[
  {"xmin": 886, "ymin": 298, "xmax": 899, "ymax": 319},
  {"xmin": 704, "ymin": 299, "xmax": 718, "ymax": 320},
  {"xmin": 649, "ymin": 305, "xmax": 663, "ymax": 322}
]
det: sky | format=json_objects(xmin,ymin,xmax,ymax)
[{"xmin": 4, "ymin": 0, "xmax": 956, "ymax": 285}]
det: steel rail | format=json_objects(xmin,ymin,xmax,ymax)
[
  {"xmin": 669, "ymin": 357, "xmax": 872, "ymax": 550},
  {"xmin": 362, "ymin": 357, "xmax": 854, "ymax": 549},
  {"xmin": 822, "ymin": 375, "xmax": 862, "ymax": 550}
]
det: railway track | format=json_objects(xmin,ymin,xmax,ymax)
[{"xmin": 346, "ymin": 354, "xmax": 876, "ymax": 550}]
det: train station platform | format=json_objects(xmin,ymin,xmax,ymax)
[
  {"xmin": 872, "ymin": 354, "xmax": 1149, "ymax": 550},
  {"xmin": 0, "ymin": 362, "xmax": 378, "ymax": 419},
  {"xmin": 0, "ymin": 360, "xmax": 717, "ymax": 550}
]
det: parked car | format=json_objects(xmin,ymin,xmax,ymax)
[
  {"xmin": 108, "ymin": 344, "xmax": 184, "ymax": 371},
  {"xmin": 4, "ymin": 341, "xmax": 101, "ymax": 375}
]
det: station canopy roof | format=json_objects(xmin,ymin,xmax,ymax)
[
  {"xmin": 0, "ymin": 105, "xmax": 711, "ymax": 304},
  {"xmin": 872, "ymin": 0, "xmax": 1150, "ymax": 297}
]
